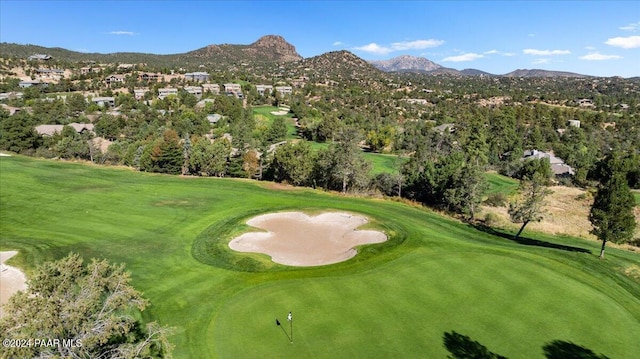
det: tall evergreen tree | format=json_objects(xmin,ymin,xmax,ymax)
[{"xmin": 589, "ymin": 166, "xmax": 636, "ymax": 259}]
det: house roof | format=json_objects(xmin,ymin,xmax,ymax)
[{"xmin": 35, "ymin": 123, "xmax": 94, "ymax": 136}]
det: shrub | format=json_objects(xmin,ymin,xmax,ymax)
[{"xmin": 484, "ymin": 192, "xmax": 508, "ymax": 207}]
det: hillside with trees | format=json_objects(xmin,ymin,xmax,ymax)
[{"xmin": 1, "ymin": 35, "xmax": 638, "ymax": 246}]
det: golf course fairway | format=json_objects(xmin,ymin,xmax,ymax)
[{"xmin": 1, "ymin": 155, "xmax": 639, "ymax": 358}]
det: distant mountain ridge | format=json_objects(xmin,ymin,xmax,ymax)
[
  {"xmin": 370, "ymin": 55, "xmax": 590, "ymax": 78},
  {"xmin": 370, "ymin": 55, "xmax": 442, "ymax": 72},
  {"xmin": 0, "ymin": 37, "xmax": 596, "ymax": 77}
]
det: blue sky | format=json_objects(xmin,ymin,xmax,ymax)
[{"xmin": 1, "ymin": 1, "xmax": 639, "ymax": 77}]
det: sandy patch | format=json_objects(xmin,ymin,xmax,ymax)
[
  {"xmin": 229, "ymin": 212, "xmax": 387, "ymax": 266},
  {"xmin": 0, "ymin": 153, "xmax": 11, "ymax": 157},
  {"xmin": 0, "ymin": 251, "xmax": 27, "ymax": 317},
  {"xmin": 270, "ymin": 110, "xmax": 289, "ymax": 116}
]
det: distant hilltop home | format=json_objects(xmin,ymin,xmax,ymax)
[
  {"xmin": 185, "ymin": 72, "xmax": 209, "ymax": 82},
  {"xmin": 105, "ymin": 74, "xmax": 126, "ymax": 86},
  {"xmin": 158, "ymin": 88, "xmax": 178, "ymax": 100},
  {"xmin": 35, "ymin": 123, "xmax": 94, "ymax": 137},
  {"xmin": 202, "ymin": 83, "xmax": 220, "ymax": 95},
  {"xmin": 138, "ymin": 73, "xmax": 159, "ymax": 81},
  {"xmin": 28, "ymin": 54, "xmax": 52, "ymax": 61},
  {"xmin": 522, "ymin": 149, "xmax": 575, "ymax": 176},
  {"xmin": 256, "ymin": 84, "xmax": 273, "ymax": 96},
  {"xmin": 224, "ymin": 83, "xmax": 243, "ymax": 98},
  {"xmin": 91, "ymin": 96, "xmax": 115, "ymax": 107},
  {"xmin": 184, "ymin": 86, "xmax": 203, "ymax": 99},
  {"xmin": 275, "ymin": 86, "xmax": 292, "ymax": 96},
  {"xmin": 35, "ymin": 68, "xmax": 64, "ymax": 80},
  {"xmin": 134, "ymin": 88, "xmax": 149, "ymax": 100},
  {"xmin": 577, "ymin": 98, "xmax": 594, "ymax": 108},
  {"xmin": 19, "ymin": 80, "xmax": 46, "ymax": 88}
]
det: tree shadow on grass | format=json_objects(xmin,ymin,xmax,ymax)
[
  {"xmin": 543, "ymin": 340, "xmax": 610, "ymax": 359},
  {"xmin": 471, "ymin": 223, "xmax": 592, "ymax": 254},
  {"xmin": 443, "ymin": 331, "xmax": 508, "ymax": 359}
]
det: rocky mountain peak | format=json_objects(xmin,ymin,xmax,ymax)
[
  {"xmin": 370, "ymin": 55, "xmax": 442, "ymax": 72},
  {"xmin": 249, "ymin": 35, "xmax": 302, "ymax": 62}
]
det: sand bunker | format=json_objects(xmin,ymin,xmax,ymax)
[
  {"xmin": 270, "ymin": 110, "xmax": 289, "ymax": 116},
  {"xmin": 229, "ymin": 212, "xmax": 387, "ymax": 266},
  {"xmin": 0, "ymin": 251, "xmax": 27, "ymax": 317}
]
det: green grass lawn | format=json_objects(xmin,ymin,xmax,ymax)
[
  {"xmin": 1, "ymin": 155, "xmax": 639, "ymax": 359},
  {"xmin": 485, "ymin": 171, "xmax": 519, "ymax": 195},
  {"xmin": 252, "ymin": 105, "xmax": 298, "ymax": 139},
  {"xmin": 634, "ymin": 191, "xmax": 640, "ymax": 206}
]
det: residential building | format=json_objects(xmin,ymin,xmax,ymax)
[
  {"xmin": 256, "ymin": 85, "xmax": 273, "ymax": 96},
  {"xmin": 184, "ymin": 86, "xmax": 203, "ymax": 98},
  {"xmin": 35, "ymin": 69, "xmax": 64, "ymax": 80},
  {"xmin": 134, "ymin": 88, "xmax": 149, "ymax": 100},
  {"xmin": 158, "ymin": 88, "xmax": 178, "ymax": 99},
  {"xmin": 275, "ymin": 86, "xmax": 293, "ymax": 96},
  {"xmin": 207, "ymin": 114, "xmax": 222, "ymax": 124},
  {"xmin": 139, "ymin": 73, "xmax": 159, "ymax": 81},
  {"xmin": 35, "ymin": 123, "xmax": 94, "ymax": 137},
  {"xmin": 91, "ymin": 97, "xmax": 115, "ymax": 107},
  {"xmin": 568, "ymin": 120, "xmax": 581, "ymax": 128},
  {"xmin": 185, "ymin": 72, "xmax": 209, "ymax": 82},
  {"xmin": 224, "ymin": 83, "xmax": 242, "ymax": 93},
  {"xmin": 522, "ymin": 149, "xmax": 575, "ymax": 176},
  {"xmin": 19, "ymin": 80, "xmax": 45, "ymax": 88},
  {"xmin": 105, "ymin": 74, "xmax": 126, "ymax": 86},
  {"xmin": 202, "ymin": 83, "xmax": 220, "ymax": 94}
]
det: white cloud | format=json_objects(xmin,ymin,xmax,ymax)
[
  {"xmin": 483, "ymin": 50, "xmax": 515, "ymax": 57},
  {"xmin": 332, "ymin": 41, "xmax": 344, "ymax": 46},
  {"xmin": 580, "ymin": 52, "xmax": 622, "ymax": 61},
  {"xmin": 605, "ymin": 35, "xmax": 640, "ymax": 49},
  {"xmin": 353, "ymin": 43, "xmax": 392, "ymax": 55},
  {"xmin": 523, "ymin": 49, "xmax": 571, "ymax": 56},
  {"xmin": 532, "ymin": 58, "xmax": 550, "ymax": 64},
  {"xmin": 585, "ymin": 46, "xmax": 596, "ymax": 50},
  {"xmin": 108, "ymin": 30, "xmax": 135, "ymax": 36},
  {"xmin": 390, "ymin": 39, "xmax": 444, "ymax": 50},
  {"xmin": 442, "ymin": 53, "xmax": 484, "ymax": 62},
  {"xmin": 353, "ymin": 39, "xmax": 444, "ymax": 55},
  {"xmin": 528, "ymin": 33, "xmax": 536, "ymax": 37},
  {"xmin": 619, "ymin": 21, "xmax": 640, "ymax": 32}
]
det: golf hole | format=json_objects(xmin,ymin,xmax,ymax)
[{"xmin": 228, "ymin": 212, "xmax": 387, "ymax": 266}]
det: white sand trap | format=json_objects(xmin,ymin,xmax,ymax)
[
  {"xmin": 270, "ymin": 110, "xmax": 289, "ymax": 116},
  {"xmin": 0, "ymin": 153, "xmax": 11, "ymax": 157},
  {"xmin": 229, "ymin": 212, "xmax": 387, "ymax": 266},
  {"xmin": 0, "ymin": 251, "xmax": 27, "ymax": 317}
]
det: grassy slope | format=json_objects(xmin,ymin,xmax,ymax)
[{"xmin": 1, "ymin": 156, "xmax": 639, "ymax": 359}]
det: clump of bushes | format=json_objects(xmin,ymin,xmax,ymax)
[{"xmin": 484, "ymin": 192, "xmax": 508, "ymax": 207}]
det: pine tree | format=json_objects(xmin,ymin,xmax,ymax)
[{"xmin": 589, "ymin": 171, "xmax": 636, "ymax": 259}]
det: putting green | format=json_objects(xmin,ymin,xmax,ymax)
[{"xmin": 212, "ymin": 252, "xmax": 640, "ymax": 358}]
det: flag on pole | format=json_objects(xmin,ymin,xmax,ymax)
[{"xmin": 288, "ymin": 312, "xmax": 292, "ymax": 322}]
